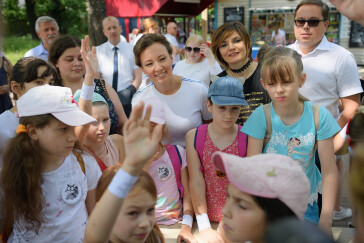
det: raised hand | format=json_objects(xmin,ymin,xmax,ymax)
[
  {"xmin": 80, "ymin": 35, "xmax": 98, "ymax": 81},
  {"xmin": 122, "ymin": 101, "xmax": 162, "ymax": 176},
  {"xmin": 330, "ymin": 0, "xmax": 364, "ymax": 26}
]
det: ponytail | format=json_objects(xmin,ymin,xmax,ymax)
[{"xmin": 1, "ymin": 114, "xmax": 54, "ymax": 240}]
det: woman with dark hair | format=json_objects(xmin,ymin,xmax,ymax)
[
  {"xmin": 132, "ymin": 34, "xmax": 212, "ymax": 147},
  {"xmin": 49, "ymin": 34, "xmax": 127, "ymax": 135},
  {"xmin": 212, "ymin": 152, "xmax": 310, "ymax": 243},
  {"xmin": 211, "ymin": 21, "xmax": 270, "ymax": 125}
]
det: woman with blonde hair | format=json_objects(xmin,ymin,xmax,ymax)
[{"xmin": 173, "ymin": 35, "xmax": 222, "ymax": 86}]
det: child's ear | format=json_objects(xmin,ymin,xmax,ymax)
[
  {"xmin": 299, "ymin": 73, "xmax": 306, "ymax": 88},
  {"xmin": 206, "ymin": 99, "xmax": 212, "ymax": 112},
  {"xmin": 27, "ymin": 125, "xmax": 39, "ymax": 141},
  {"xmin": 260, "ymin": 79, "xmax": 267, "ymax": 90},
  {"xmin": 10, "ymin": 81, "xmax": 22, "ymax": 95}
]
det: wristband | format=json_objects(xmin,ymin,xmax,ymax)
[
  {"xmin": 181, "ymin": 214, "xmax": 193, "ymax": 228},
  {"xmin": 80, "ymin": 82, "xmax": 96, "ymax": 101},
  {"xmin": 196, "ymin": 213, "xmax": 211, "ymax": 231},
  {"xmin": 108, "ymin": 168, "xmax": 138, "ymax": 199}
]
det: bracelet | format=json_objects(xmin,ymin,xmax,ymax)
[
  {"xmin": 181, "ymin": 214, "xmax": 193, "ymax": 228},
  {"xmin": 196, "ymin": 213, "xmax": 211, "ymax": 231},
  {"xmin": 80, "ymin": 82, "xmax": 96, "ymax": 101},
  {"xmin": 108, "ymin": 168, "xmax": 138, "ymax": 199}
]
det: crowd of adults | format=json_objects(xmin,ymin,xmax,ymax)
[{"xmin": 0, "ymin": 0, "xmax": 364, "ymax": 242}]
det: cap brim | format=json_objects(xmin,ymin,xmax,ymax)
[
  {"xmin": 211, "ymin": 96, "xmax": 248, "ymax": 106},
  {"xmin": 52, "ymin": 109, "xmax": 97, "ymax": 126},
  {"xmin": 150, "ymin": 116, "xmax": 166, "ymax": 125},
  {"xmin": 212, "ymin": 152, "xmax": 276, "ymax": 199}
]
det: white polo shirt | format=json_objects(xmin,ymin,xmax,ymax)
[
  {"xmin": 96, "ymin": 40, "xmax": 138, "ymax": 91},
  {"xmin": 289, "ymin": 36, "xmax": 363, "ymax": 120}
]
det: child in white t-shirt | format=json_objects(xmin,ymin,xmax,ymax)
[
  {"xmin": 1, "ymin": 85, "xmax": 101, "ymax": 242},
  {"xmin": 136, "ymin": 98, "xmax": 195, "ymax": 243}
]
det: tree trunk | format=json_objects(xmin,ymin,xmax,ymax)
[
  {"xmin": 25, "ymin": 0, "xmax": 37, "ymax": 39},
  {"xmin": 86, "ymin": 0, "xmax": 107, "ymax": 46},
  {"xmin": 49, "ymin": 0, "xmax": 62, "ymax": 33}
]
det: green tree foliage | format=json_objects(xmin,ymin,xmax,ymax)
[{"xmin": 3, "ymin": 0, "xmax": 88, "ymax": 37}]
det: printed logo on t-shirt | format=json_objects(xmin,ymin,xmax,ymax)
[
  {"xmin": 62, "ymin": 181, "xmax": 82, "ymax": 205},
  {"xmin": 157, "ymin": 165, "xmax": 172, "ymax": 181}
]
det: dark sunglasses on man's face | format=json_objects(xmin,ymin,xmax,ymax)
[
  {"xmin": 185, "ymin": 46, "xmax": 201, "ymax": 53},
  {"xmin": 294, "ymin": 19, "xmax": 325, "ymax": 27}
]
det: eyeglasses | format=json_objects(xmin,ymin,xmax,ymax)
[
  {"xmin": 185, "ymin": 46, "xmax": 201, "ymax": 53},
  {"xmin": 294, "ymin": 19, "xmax": 325, "ymax": 27}
]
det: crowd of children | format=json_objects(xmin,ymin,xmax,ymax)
[{"xmin": 0, "ymin": 2, "xmax": 363, "ymax": 242}]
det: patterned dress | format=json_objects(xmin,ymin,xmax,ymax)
[{"xmin": 202, "ymin": 131, "xmax": 240, "ymax": 222}]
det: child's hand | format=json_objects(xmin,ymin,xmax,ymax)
[
  {"xmin": 200, "ymin": 228, "xmax": 224, "ymax": 243},
  {"xmin": 122, "ymin": 102, "xmax": 162, "ymax": 176},
  {"xmin": 80, "ymin": 35, "xmax": 98, "ymax": 80},
  {"xmin": 177, "ymin": 225, "xmax": 196, "ymax": 243}
]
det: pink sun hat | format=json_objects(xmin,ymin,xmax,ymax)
[{"xmin": 212, "ymin": 152, "xmax": 310, "ymax": 220}]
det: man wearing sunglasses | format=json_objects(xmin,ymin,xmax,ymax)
[{"xmin": 289, "ymin": 0, "xmax": 363, "ymax": 225}]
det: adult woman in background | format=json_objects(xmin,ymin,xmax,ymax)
[
  {"xmin": 132, "ymin": 34, "xmax": 212, "ymax": 147},
  {"xmin": 173, "ymin": 35, "xmax": 222, "ymax": 87},
  {"xmin": 49, "ymin": 35, "xmax": 127, "ymax": 134},
  {"xmin": 0, "ymin": 52, "xmax": 13, "ymax": 113},
  {"xmin": 211, "ymin": 21, "xmax": 270, "ymax": 125}
]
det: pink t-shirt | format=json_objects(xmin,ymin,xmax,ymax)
[
  {"xmin": 148, "ymin": 145, "xmax": 187, "ymax": 225},
  {"xmin": 202, "ymin": 130, "xmax": 240, "ymax": 223}
]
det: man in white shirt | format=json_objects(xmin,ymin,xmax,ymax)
[
  {"xmin": 289, "ymin": 0, "xmax": 363, "ymax": 222},
  {"xmin": 164, "ymin": 22, "xmax": 183, "ymax": 65},
  {"xmin": 24, "ymin": 16, "xmax": 59, "ymax": 61},
  {"xmin": 96, "ymin": 16, "xmax": 142, "ymax": 117}
]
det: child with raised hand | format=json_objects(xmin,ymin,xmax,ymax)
[
  {"xmin": 84, "ymin": 101, "xmax": 164, "ymax": 243},
  {"xmin": 241, "ymin": 47, "xmax": 340, "ymax": 232},
  {"xmin": 185, "ymin": 76, "xmax": 248, "ymax": 243},
  {"xmin": 1, "ymin": 85, "xmax": 101, "ymax": 242},
  {"xmin": 136, "ymin": 98, "xmax": 195, "ymax": 243},
  {"xmin": 211, "ymin": 152, "xmax": 310, "ymax": 243},
  {"xmin": 73, "ymin": 90, "xmax": 124, "ymax": 171}
]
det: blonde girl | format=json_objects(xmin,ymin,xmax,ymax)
[
  {"xmin": 242, "ymin": 47, "xmax": 340, "ymax": 233},
  {"xmin": 84, "ymin": 101, "xmax": 165, "ymax": 243},
  {"xmin": 186, "ymin": 76, "xmax": 248, "ymax": 243},
  {"xmin": 173, "ymin": 34, "xmax": 222, "ymax": 86},
  {"xmin": 138, "ymin": 98, "xmax": 195, "ymax": 243},
  {"xmin": 73, "ymin": 91, "xmax": 124, "ymax": 170},
  {"xmin": 1, "ymin": 85, "xmax": 101, "ymax": 242}
]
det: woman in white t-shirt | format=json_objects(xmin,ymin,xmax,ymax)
[
  {"xmin": 271, "ymin": 22, "xmax": 286, "ymax": 46},
  {"xmin": 173, "ymin": 35, "xmax": 222, "ymax": 86},
  {"xmin": 132, "ymin": 34, "xmax": 212, "ymax": 147}
]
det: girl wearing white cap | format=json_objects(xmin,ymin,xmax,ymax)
[
  {"xmin": 0, "ymin": 85, "xmax": 101, "ymax": 242},
  {"xmin": 135, "ymin": 98, "xmax": 195, "ymax": 243}
]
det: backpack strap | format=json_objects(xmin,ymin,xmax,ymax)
[
  {"xmin": 312, "ymin": 104, "xmax": 320, "ymax": 151},
  {"xmin": 194, "ymin": 124, "xmax": 208, "ymax": 172},
  {"xmin": 263, "ymin": 104, "xmax": 272, "ymax": 149},
  {"xmin": 72, "ymin": 150, "xmax": 86, "ymax": 175},
  {"xmin": 237, "ymin": 125, "xmax": 247, "ymax": 157},
  {"xmin": 83, "ymin": 145, "xmax": 108, "ymax": 172},
  {"xmin": 166, "ymin": 145, "xmax": 184, "ymax": 198}
]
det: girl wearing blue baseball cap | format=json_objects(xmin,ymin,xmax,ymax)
[{"xmin": 186, "ymin": 76, "xmax": 248, "ymax": 242}]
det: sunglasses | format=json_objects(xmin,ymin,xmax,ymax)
[
  {"xmin": 185, "ymin": 46, "xmax": 201, "ymax": 53},
  {"xmin": 294, "ymin": 19, "xmax": 325, "ymax": 27}
]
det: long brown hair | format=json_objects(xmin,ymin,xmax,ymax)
[
  {"xmin": 96, "ymin": 164, "xmax": 165, "ymax": 243},
  {"xmin": 1, "ymin": 114, "xmax": 55, "ymax": 241}
]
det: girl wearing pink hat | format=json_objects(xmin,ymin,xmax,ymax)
[{"xmin": 212, "ymin": 152, "xmax": 311, "ymax": 243}]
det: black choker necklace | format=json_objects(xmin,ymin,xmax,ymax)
[{"xmin": 230, "ymin": 60, "xmax": 251, "ymax": 73}]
